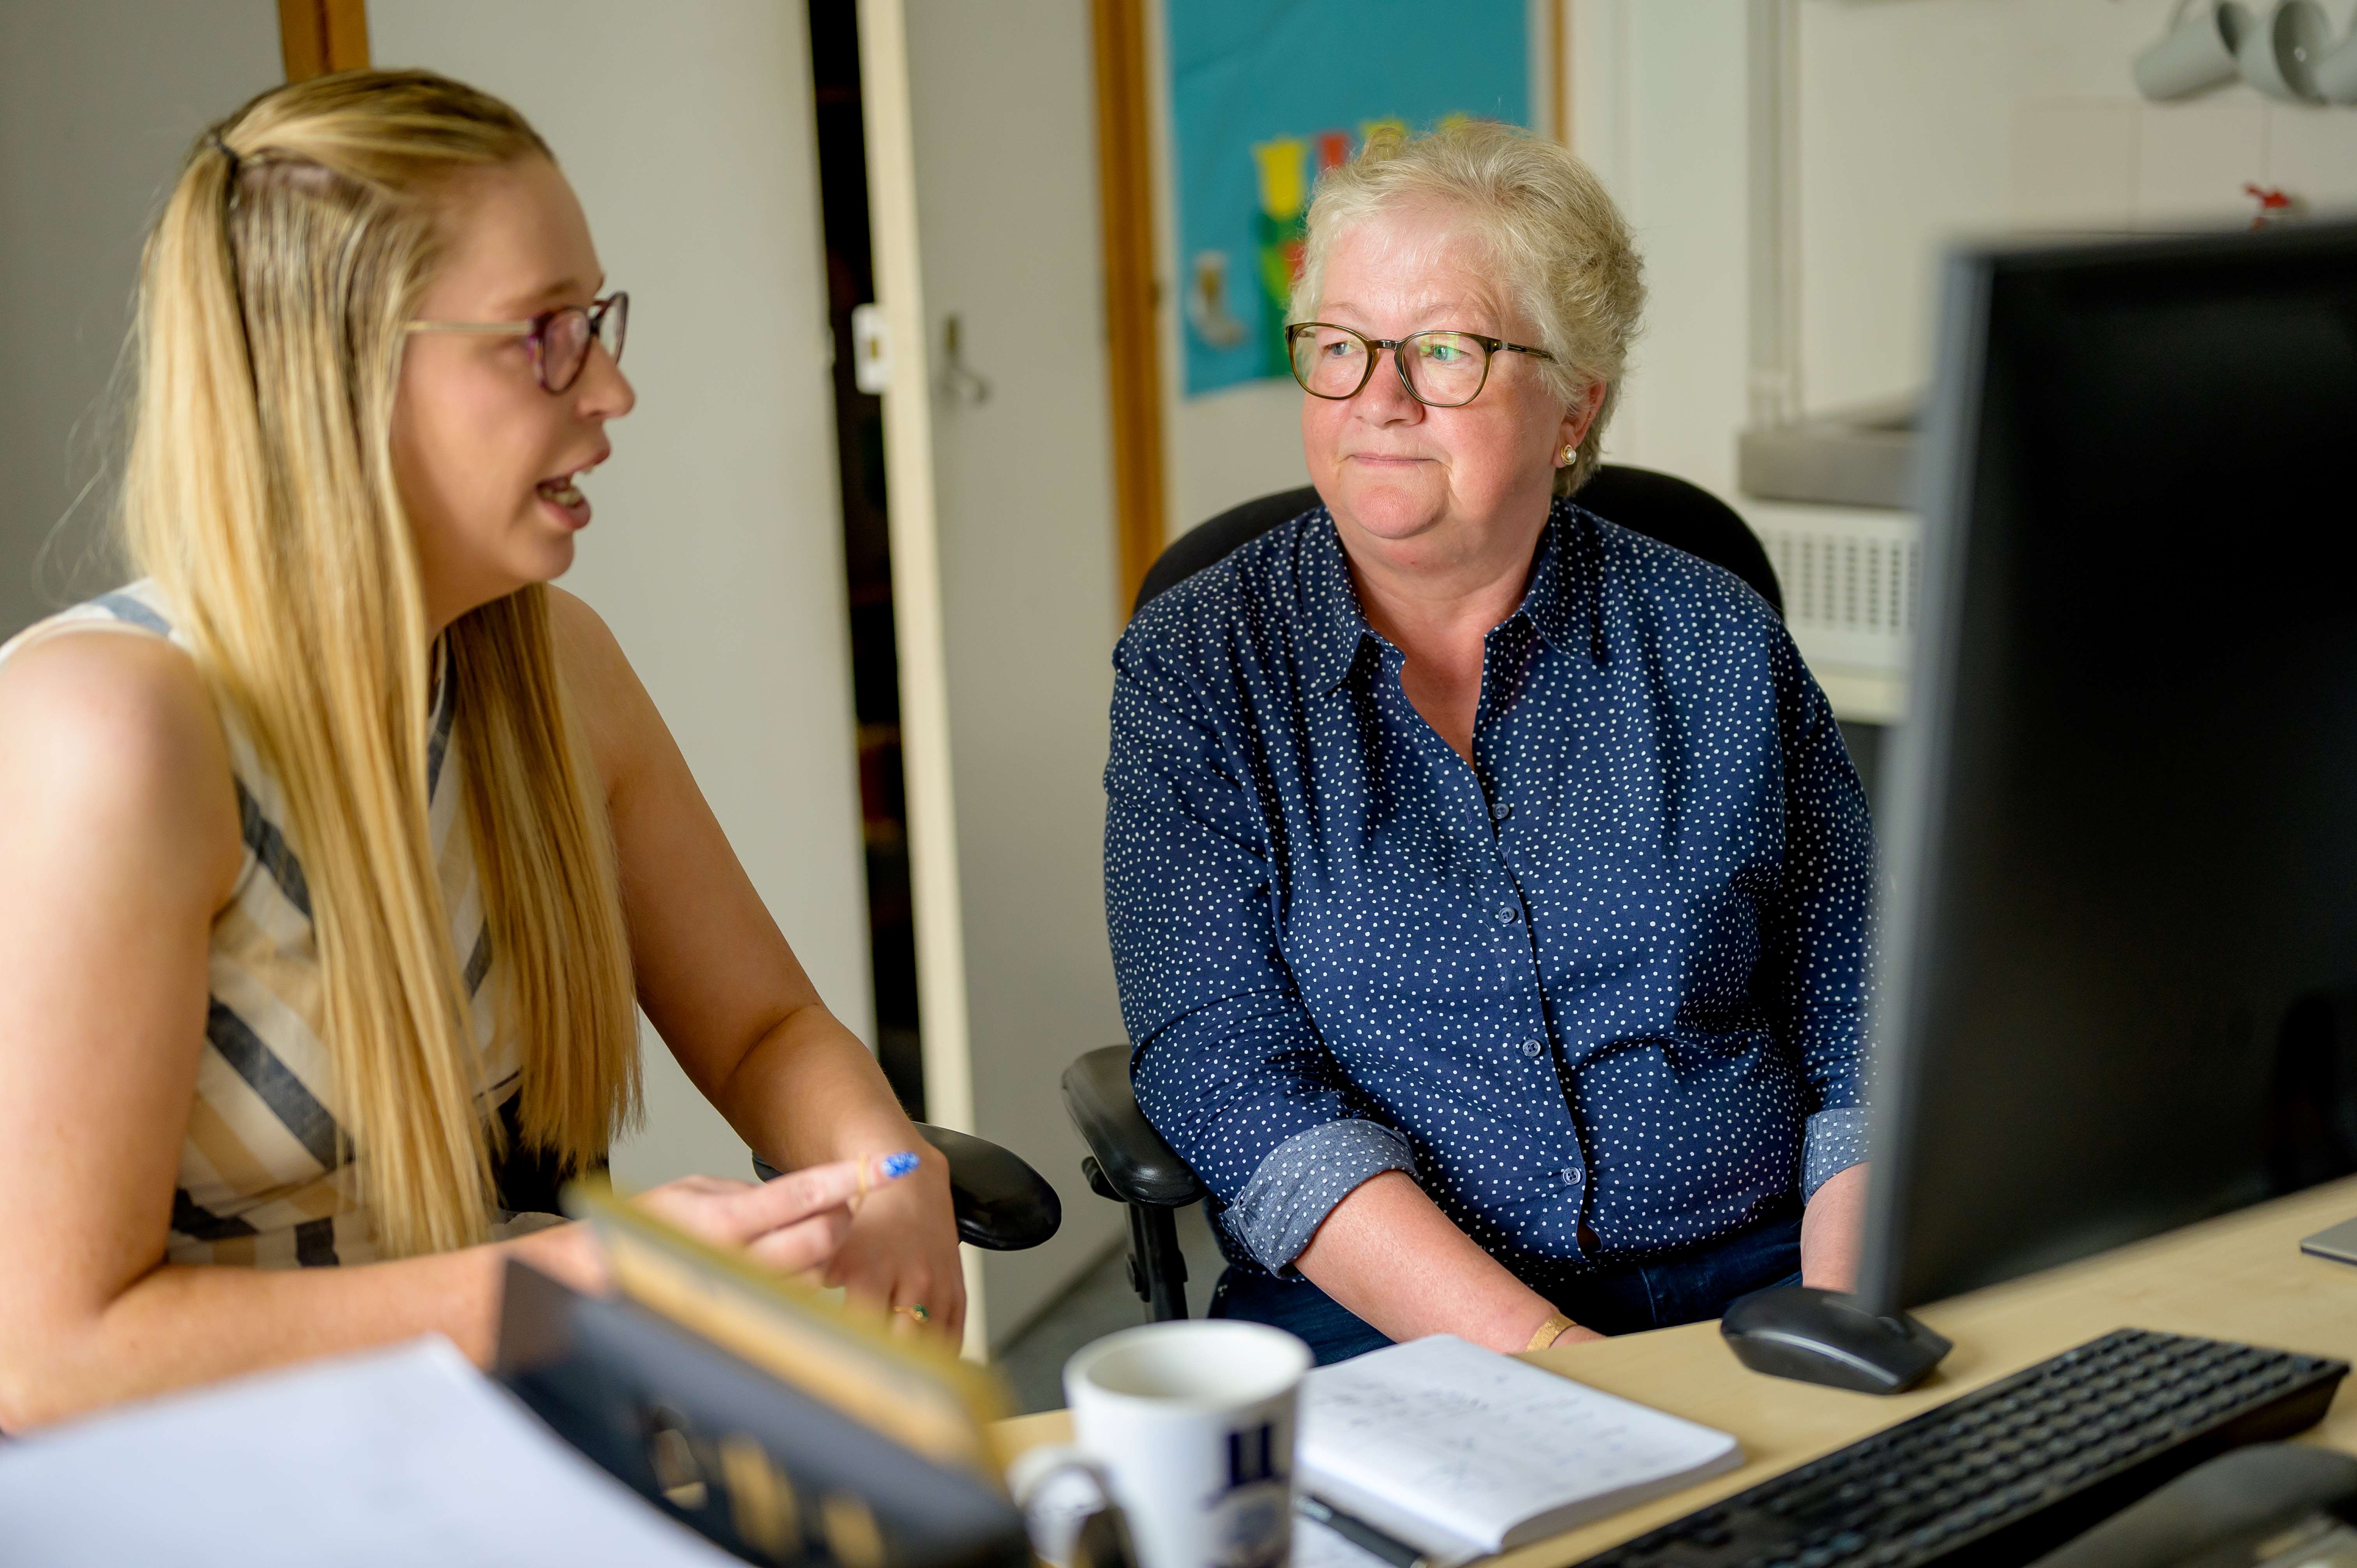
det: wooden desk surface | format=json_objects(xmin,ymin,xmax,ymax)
[{"xmin": 991, "ymin": 1176, "xmax": 2357, "ymax": 1566}]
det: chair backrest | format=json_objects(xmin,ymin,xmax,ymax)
[{"xmin": 1131, "ymin": 464, "xmax": 1783, "ymax": 621}]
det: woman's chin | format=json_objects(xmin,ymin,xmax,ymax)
[
  {"xmin": 1332, "ymin": 485, "xmax": 1446, "ymax": 543},
  {"xmin": 509, "ymin": 531, "xmax": 577, "ymax": 589}
]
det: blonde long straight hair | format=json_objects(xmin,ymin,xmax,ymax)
[{"xmin": 124, "ymin": 70, "xmax": 638, "ymax": 1258}]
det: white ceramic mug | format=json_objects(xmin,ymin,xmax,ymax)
[
  {"xmin": 2133, "ymin": 0, "xmax": 2256, "ymax": 98},
  {"xmin": 1047, "ymin": 1322, "xmax": 1312, "ymax": 1568},
  {"xmin": 2237, "ymin": 0, "xmax": 2330, "ymax": 100}
]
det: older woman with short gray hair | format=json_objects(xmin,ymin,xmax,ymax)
[{"xmin": 1104, "ymin": 122, "xmax": 1871, "ymax": 1364}]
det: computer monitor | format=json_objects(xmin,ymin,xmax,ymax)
[{"xmin": 1855, "ymin": 218, "xmax": 2357, "ymax": 1317}]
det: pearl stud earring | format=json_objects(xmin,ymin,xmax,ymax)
[{"xmin": 1561, "ymin": 442, "xmax": 1578, "ymax": 466}]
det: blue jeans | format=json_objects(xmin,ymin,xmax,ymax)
[{"xmin": 1207, "ymin": 1207, "xmax": 1804, "ymax": 1366}]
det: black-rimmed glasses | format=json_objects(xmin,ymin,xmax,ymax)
[
  {"xmin": 1286, "ymin": 320, "xmax": 1552, "ymax": 408},
  {"xmin": 405, "ymin": 291, "xmax": 629, "ymax": 394}
]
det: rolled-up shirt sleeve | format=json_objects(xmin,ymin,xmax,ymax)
[
  {"xmin": 1761, "ymin": 631, "xmax": 1877, "ymax": 1201},
  {"xmin": 1104, "ymin": 628, "xmax": 1412, "ymax": 1272}
]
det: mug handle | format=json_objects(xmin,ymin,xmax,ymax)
[{"xmin": 1006, "ymin": 1445, "xmax": 1138, "ymax": 1568}]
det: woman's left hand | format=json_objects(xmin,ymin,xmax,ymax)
[{"xmin": 824, "ymin": 1142, "xmax": 966, "ymax": 1344}]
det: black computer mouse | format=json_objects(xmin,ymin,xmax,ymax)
[{"xmin": 1720, "ymin": 1285, "xmax": 1952, "ymax": 1394}]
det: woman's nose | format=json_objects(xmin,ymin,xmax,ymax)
[
  {"xmin": 1354, "ymin": 346, "xmax": 1422, "ymax": 419},
  {"xmin": 577, "ymin": 341, "xmax": 635, "ymax": 420}
]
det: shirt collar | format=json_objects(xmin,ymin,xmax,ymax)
[
  {"xmin": 1296, "ymin": 510, "xmax": 1373, "ymax": 695},
  {"xmin": 1296, "ymin": 498, "xmax": 1592, "ymax": 695},
  {"xmin": 1518, "ymin": 499, "xmax": 1588, "ymax": 659}
]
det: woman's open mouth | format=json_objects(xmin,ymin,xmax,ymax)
[{"xmin": 535, "ymin": 471, "xmax": 592, "ymax": 529}]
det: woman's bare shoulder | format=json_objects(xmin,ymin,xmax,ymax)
[
  {"xmin": 545, "ymin": 585, "xmax": 663, "ymax": 796},
  {"xmin": 0, "ymin": 630, "xmax": 243, "ymax": 902},
  {"xmin": 546, "ymin": 584, "xmax": 630, "ymax": 685}
]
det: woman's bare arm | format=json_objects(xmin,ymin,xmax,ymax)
[
  {"xmin": 1800, "ymin": 1162, "xmax": 1868, "ymax": 1291},
  {"xmin": 0, "ymin": 634, "xmax": 494, "ymax": 1426},
  {"xmin": 549, "ymin": 592, "xmax": 962, "ymax": 1339},
  {"xmin": 1292, "ymin": 1172, "xmax": 1602, "ymax": 1351},
  {"xmin": 1301, "ymin": 1159, "xmax": 1873, "ymax": 1356},
  {"xmin": 0, "ymin": 632, "xmax": 869, "ymax": 1428}
]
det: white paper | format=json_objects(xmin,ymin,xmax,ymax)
[
  {"xmin": 1299, "ymin": 1336, "xmax": 1740, "ymax": 1556},
  {"xmin": 0, "ymin": 1337, "xmax": 743, "ymax": 1567}
]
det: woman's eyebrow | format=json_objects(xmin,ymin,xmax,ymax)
[
  {"xmin": 496, "ymin": 273, "xmax": 604, "ymax": 314},
  {"xmin": 1316, "ymin": 307, "xmax": 1504, "ymax": 336},
  {"xmin": 1318, "ymin": 293, "xmax": 1495, "ymax": 321}
]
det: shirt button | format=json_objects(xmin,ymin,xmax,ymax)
[
  {"xmin": 1490, "ymin": 800, "xmax": 1512, "ymax": 821},
  {"xmin": 1560, "ymin": 1165, "xmax": 1583, "ymax": 1186},
  {"xmin": 1521, "ymin": 1038, "xmax": 1544, "ymax": 1058},
  {"xmin": 1498, "ymin": 903, "xmax": 1523, "ymax": 924}
]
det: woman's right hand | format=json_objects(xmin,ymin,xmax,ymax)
[
  {"xmin": 512, "ymin": 1155, "xmax": 901, "ymax": 1294},
  {"xmin": 632, "ymin": 1159, "xmax": 880, "ymax": 1270}
]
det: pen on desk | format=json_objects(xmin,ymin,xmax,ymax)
[{"xmin": 1297, "ymin": 1494, "xmax": 1429, "ymax": 1568}]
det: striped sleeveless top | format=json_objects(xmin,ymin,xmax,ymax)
[{"xmin": 0, "ymin": 582, "xmax": 534, "ymax": 1266}]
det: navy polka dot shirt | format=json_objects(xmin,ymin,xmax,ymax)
[{"xmin": 1103, "ymin": 500, "xmax": 1874, "ymax": 1282}]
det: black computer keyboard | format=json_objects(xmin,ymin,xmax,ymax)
[{"xmin": 1578, "ymin": 1328, "xmax": 2348, "ymax": 1568}]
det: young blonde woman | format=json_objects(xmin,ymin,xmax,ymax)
[{"xmin": 0, "ymin": 70, "xmax": 960, "ymax": 1430}]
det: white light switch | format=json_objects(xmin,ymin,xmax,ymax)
[{"xmin": 850, "ymin": 302, "xmax": 891, "ymax": 394}]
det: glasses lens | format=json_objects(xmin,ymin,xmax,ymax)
[
  {"xmin": 539, "ymin": 307, "xmax": 592, "ymax": 392},
  {"xmin": 1291, "ymin": 324, "xmax": 1371, "ymax": 399},
  {"xmin": 597, "ymin": 292, "xmax": 628, "ymax": 367},
  {"xmin": 1401, "ymin": 332, "xmax": 1489, "ymax": 407}
]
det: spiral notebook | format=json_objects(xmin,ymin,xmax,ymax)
[{"xmin": 1295, "ymin": 1335, "xmax": 1742, "ymax": 1566}]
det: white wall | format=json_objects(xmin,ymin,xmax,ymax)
[
  {"xmin": 1572, "ymin": 0, "xmax": 2357, "ymax": 501},
  {"xmin": 895, "ymin": 0, "xmax": 1132, "ymax": 1347},
  {"xmin": 0, "ymin": 2, "xmax": 281, "ymax": 640},
  {"xmin": 1560, "ymin": 0, "xmax": 2357, "ymax": 726},
  {"xmin": 371, "ymin": 1, "xmax": 875, "ymax": 1188},
  {"xmin": 1797, "ymin": 0, "xmax": 2357, "ymax": 415},
  {"xmin": 1570, "ymin": 0, "xmax": 1753, "ymax": 501}
]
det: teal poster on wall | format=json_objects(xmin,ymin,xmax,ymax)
[{"xmin": 1168, "ymin": 0, "xmax": 1532, "ymax": 397}]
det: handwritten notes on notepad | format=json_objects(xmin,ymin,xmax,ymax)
[{"xmin": 1298, "ymin": 1336, "xmax": 1742, "ymax": 1563}]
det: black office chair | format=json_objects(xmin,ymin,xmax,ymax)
[
  {"xmin": 1132, "ymin": 466, "xmax": 1783, "ymax": 620},
  {"xmin": 1063, "ymin": 464, "xmax": 1779, "ymax": 1319},
  {"xmin": 751, "ymin": 1127, "xmax": 1062, "ymax": 1252}
]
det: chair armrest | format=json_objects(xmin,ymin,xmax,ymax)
[
  {"xmin": 1060, "ymin": 1045, "xmax": 1207, "ymax": 1208},
  {"xmin": 750, "ymin": 1125, "xmax": 1061, "ymax": 1253},
  {"xmin": 913, "ymin": 1123, "xmax": 1062, "ymax": 1252}
]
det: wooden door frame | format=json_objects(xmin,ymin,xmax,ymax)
[
  {"xmin": 1551, "ymin": 0, "xmax": 1568, "ymax": 145},
  {"xmin": 1090, "ymin": 0, "xmax": 1165, "ymax": 614},
  {"xmin": 278, "ymin": 0, "xmax": 370, "ymax": 81},
  {"xmin": 854, "ymin": 0, "xmax": 988, "ymax": 1355}
]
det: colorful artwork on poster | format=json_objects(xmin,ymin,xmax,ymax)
[{"xmin": 1167, "ymin": 0, "xmax": 1532, "ymax": 397}]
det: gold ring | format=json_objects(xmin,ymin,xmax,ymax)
[{"xmin": 895, "ymin": 1304, "xmax": 930, "ymax": 1322}]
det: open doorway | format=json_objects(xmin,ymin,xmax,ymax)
[{"xmin": 808, "ymin": 1, "xmax": 923, "ymax": 1117}]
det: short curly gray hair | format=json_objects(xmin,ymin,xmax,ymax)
[{"xmin": 1291, "ymin": 120, "xmax": 1645, "ymax": 496}]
